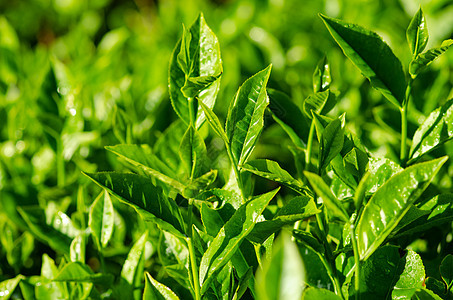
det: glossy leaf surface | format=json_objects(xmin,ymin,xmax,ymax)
[
  {"xmin": 226, "ymin": 65, "xmax": 272, "ymax": 166},
  {"xmin": 409, "ymin": 99, "xmax": 453, "ymax": 163},
  {"xmin": 303, "ymin": 90, "xmax": 336, "ymax": 119},
  {"xmin": 409, "ymin": 40, "xmax": 453, "ymax": 77},
  {"xmin": 255, "ymin": 231, "xmax": 305, "ymax": 300},
  {"xmin": 319, "ymin": 118, "xmax": 344, "ymax": 171},
  {"xmin": 89, "ymin": 191, "xmax": 114, "ymax": 250},
  {"xmin": 83, "ymin": 172, "xmax": 185, "ymax": 238},
  {"xmin": 169, "ymin": 13, "xmax": 222, "ymax": 128},
  {"xmin": 312, "ymin": 56, "xmax": 332, "ymax": 93},
  {"xmin": 179, "ymin": 125, "xmax": 207, "ymax": 179},
  {"xmin": 320, "ymin": 14, "xmax": 406, "ymax": 107},
  {"xmin": 406, "ymin": 7, "xmax": 428, "ymax": 56},
  {"xmin": 143, "ymin": 272, "xmax": 180, "ymax": 300},
  {"xmin": 356, "ymin": 157, "xmax": 448, "ymax": 260},
  {"xmin": 199, "ymin": 188, "xmax": 279, "ymax": 293},
  {"xmin": 0, "ymin": 275, "xmax": 23, "ymax": 300},
  {"xmin": 198, "ymin": 100, "xmax": 229, "ymax": 145},
  {"xmin": 243, "ymin": 159, "xmax": 307, "ymax": 194}
]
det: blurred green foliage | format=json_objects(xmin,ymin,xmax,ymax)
[{"xmin": 0, "ymin": 0, "xmax": 452, "ymax": 297}]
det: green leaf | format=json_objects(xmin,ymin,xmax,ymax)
[
  {"xmin": 366, "ymin": 156, "xmax": 403, "ymax": 194},
  {"xmin": 409, "ymin": 39, "xmax": 453, "ymax": 78},
  {"xmin": 267, "ymin": 89, "xmax": 309, "ymax": 147},
  {"xmin": 303, "ymin": 90, "xmax": 336, "ymax": 119},
  {"xmin": 320, "ymin": 14, "xmax": 406, "ymax": 107},
  {"xmin": 248, "ymin": 196, "xmax": 320, "ymax": 244},
  {"xmin": 406, "ymin": 7, "xmax": 429, "ymax": 56},
  {"xmin": 304, "ymin": 172, "xmax": 349, "ymax": 223},
  {"xmin": 182, "ymin": 170, "xmax": 217, "ymax": 199},
  {"xmin": 179, "ymin": 125, "xmax": 207, "ymax": 179},
  {"xmin": 255, "ymin": 231, "xmax": 305, "ymax": 300},
  {"xmin": 425, "ymin": 277, "xmax": 447, "ymax": 299},
  {"xmin": 17, "ymin": 207, "xmax": 72, "ymax": 255},
  {"xmin": 70, "ymin": 234, "xmax": 85, "ymax": 263},
  {"xmin": 120, "ymin": 231, "xmax": 148, "ymax": 298},
  {"xmin": 356, "ymin": 156, "xmax": 448, "ymax": 260},
  {"xmin": 169, "ymin": 13, "xmax": 222, "ymax": 128},
  {"xmin": 83, "ymin": 172, "xmax": 185, "ymax": 238},
  {"xmin": 181, "ymin": 74, "xmax": 221, "ymax": 99},
  {"xmin": 198, "ymin": 100, "xmax": 229, "ymax": 145},
  {"xmin": 89, "ymin": 191, "xmax": 114, "ymax": 250},
  {"xmin": 0, "ymin": 275, "xmax": 24, "ymax": 300},
  {"xmin": 53, "ymin": 262, "xmax": 113, "ymax": 286},
  {"xmin": 293, "ymin": 230, "xmax": 325, "ymax": 254},
  {"xmin": 243, "ymin": 159, "xmax": 308, "ymax": 195},
  {"xmin": 226, "ymin": 65, "xmax": 272, "ymax": 166},
  {"xmin": 143, "ymin": 272, "xmax": 180, "ymax": 300},
  {"xmin": 319, "ymin": 118, "xmax": 344, "ymax": 171},
  {"xmin": 105, "ymin": 144, "xmax": 185, "ymax": 193},
  {"xmin": 199, "ymin": 188, "xmax": 279, "ymax": 293},
  {"xmin": 411, "ymin": 289, "xmax": 443, "ymax": 300},
  {"xmin": 349, "ymin": 246, "xmax": 424, "ymax": 299},
  {"xmin": 302, "ymin": 287, "xmax": 342, "ymax": 300},
  {"xmin": 409, "ymin": 99, "xmax": 453, "ymax": 163},
  {"xmin": 440, "ymin": 255, "xmax": 453, "ymax": 290},
  {"xmin": 313, "ymin": 56, "xmax": 332, "ymax": 93}
]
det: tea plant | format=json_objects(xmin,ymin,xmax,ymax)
[{"xmin": 1, "ymin": 6, "xmax": 453, "ymax": 300}]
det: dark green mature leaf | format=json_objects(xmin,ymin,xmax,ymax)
[
  {"xmin": 302, "ymin": 287, "xmax": 342, "ymax": 300},
  {"xmin": 313, "ymin": 56, "xmax": 332, "ymax": 93},
  {"xmin": 83, "ymin": 172, "xmax": 185, "ymax": 238},
  {"xmin": 169, "ymin": 13, "xmax": 222, "ymax": 128},
  {"xmin": 409, "ymin": 40, "xmax": 453, "ymax": 78},
  {"xmin": 248, "ymin": 196, "xmax": 320, "ymax": 244},
  {"xmin": 105, "ymin": 144, "xmax": 185, "ymax": 192},
  {"xmin": 0, "ymin": 275, "xmax": 24, "ymax": 300},
  {"xmin": 349, "ymin": 246, "xmax": 424, "ymax": 299},
  {"xmin": 425, "ymin": 277, "xmax": 447, "ymax": 299},
  {"xmin": 255, "ymin": 231, "xmax": 305, "ymax": 300},
  {"xmin": 226, "ymin": 65, "xmax": 272, "ymax": 166},
  {"xmin": 267, "ymin": 89, "xmax": 309, "ymax": 147},
  {"xmin": 199, "ymin": 188, "xmax": 279, "ymax": 293},
  {"xmin": 303, "ymin": 90, "xmax": 336, "ymax": 120},
  {"xmin": 143, "ymin": 272, "xmax": 180, "ymax": 300},
  {"xmin": 179, "ymin": 125, "xmax": 207, "ymax": 179},
  {"xmin": 409, "ymin": 99, "xmax": 453, "ymax": 163},
  {"xmin": 243, "ymin": 159, "xmax": 308, "ymax": 195},
  {"xmin": 440, "ymin": 255, "xmax": 453, "ymax": 290},
  {"xmin": 356, "ymin": 157, "xmax": 448, "ymax": 260},
  {"xmin": 89, "ymin": 191, "xmax": 114, "ymax": 250},
  {"xmin": 320, "ymin": 14, "xmax": 406, "ymax": 107},
  {"xmin": 319, "ymin": 118, "xmax": 344, "ymax": 171},
  {"xmin": 407, "ymin": 7, "xmax": 429, "ymax": 56},
  {"xmin": 17, "ymin": 207, "xmax": 72, "ymax": 255},
  {"xmin": 53, "ymin": 262, "xmax": 113, "ymax": 286},
  {"xmin": 304, "ymin": 172, "xmax": 349, "ymax": 222},
  {"xmin": 293, "ymin": 230, "xmax": 325, "ymax": 254}
]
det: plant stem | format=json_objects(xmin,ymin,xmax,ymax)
[
  {"xmin": 350, "ymin": 223, "xmax": 361, "ymax": 300},
  {"xmin": 187, "ymin": 237, "xmax": 201, "ymax": 300},
  {"xmin": 305, "ymin": 120, "xmax": 316, "ymax": 173},
  {"xmin": 400, "ymin": 79, "xmax": 413, "ymax": 167}
]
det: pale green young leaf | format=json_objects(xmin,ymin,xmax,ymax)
[
  {"xmin": 302, "ymin": 287, "xmax": 342, "ymax": 300},
  {"xmin": 409, "ymin": 40, "xmax": 453, "ymax": 78},
  {"xmin": 182, "ymin": 169, "xmax": 217, "ymax": 199},
  {"xmin": 121, "ymin": 231, "xmax": 148, "ymax": 295},
  {"xmin": 406, "ymin": 7, "xmax": 429, "ymax": 56},
  {"xmin": 0, "ymin": 275, "xmax": 24, "ymax": 300},
  {"xmin": 53, "ymin": 262, "xmax": 113, "ymax": 285},
  {"xmin": 356, "ymin": 156, "xmax": 448, "ymax": 260},
  {"xmin": 303, "ymin": 90, "xmax": 336, "ymax": 119},
  {"xmin": 199, "ymin": 188, "xmax": 279, "ymax": 293},
  {"xmin": 89, "ymin": 191, "xmax": 114, "ymax": 250},
  {"xmin": 313, "ymin": 56, "xmax": 332, "ymax": 93},
  {"xmin": 411, "ymin": 289, "xmax": 443, "ymax": 300},
  {"xmin": 143, "ymin": 272, "xmax": 180, "ymax": 300},
  {"xmin": 243, "ymin": 159, "xmax": 308, "ymax": 195},
  {"xmin": 179, "ymin": 125, "xmax": 207, "ymax": 179},
  {"xmin": 169, "ymin": 13, "xmax": 222, "ymax": 128},
  {"xmin": 226, "ymin": 65, "xmax": 272, "ymax": 166},
  {"xmin": 320, "ymin": 14, "xmax": 406, "ymax": 108},
  {"xmin": 304, "ymin": 172, "xmax": 349, "ymax": 222},
  {"xmin": 181, "ymin": 74, "xmax": 221, "ymax": 99},
  {"xmin": 83, "ymin": 172, "xmax": 185, "ymax": 238},
  {"xmin": 69, "ymin": 234, "xmax": 85, "ymax": 263},
  {"xmin": 198, "ymin": 100, "xmax": 229, "ymax": 145},
  {"xmin": 255, "ymin": 231, "xmax": 305, "ymax": 300},
  {"xmin": 409, "ymin": 99, "xmax": 453, "ymax": 163}
]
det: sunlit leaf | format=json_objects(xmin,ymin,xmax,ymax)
[
  {"xmin": 409, "ymin": 40, "xmax": 453, "ymax": 78},
  {"xmin": 89, "ymin": 191, "xmax": 114, "ymax": 250},
  {"xmin": 143, "ymin": 272, "xmax": 180, "ymax": 300},
  {"xmin": 406, "ymin": 7, "xmax": 429, "ymax": 56}
]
